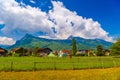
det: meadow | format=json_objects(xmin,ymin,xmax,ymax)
[
  {"xmin": 0, "ymin": 56, "xmax": 120, "ymax": 71},
  {"xmin": 0, "ymin": 67, "xmax": 120, "ymax": 80}
]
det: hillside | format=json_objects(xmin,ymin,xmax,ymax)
[{"xmin": 8, "ymin": 34, "xmax": 113, "ymax": 50}]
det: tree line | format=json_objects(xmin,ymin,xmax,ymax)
[
  {"xmin": 1, "ymin": 38, "xmax": 120, "ymax": 57},
  {"xmin": 72, "ymin": 38, "xmax": 120, "ymax": 56}
]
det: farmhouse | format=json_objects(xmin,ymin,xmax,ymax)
[
  {"xmin": 76, "ymin": 50, "xmax": 91, "ymax": 56},
  {"xmin": 11, "ymin": 48, "xmax": 20, "ymax": 53},
  {"xmin": 10, "ymin": 47, "xmax": 28, "ymax": 56},
  {"xmin": 0, "ymin": 48, "xmax": 8, "ymax": 56},
  {"xmin": 76, "ymin": 49, "xmax": 97, "ymax": 56},
  {"xmin": 26, "ymin": 48, "xmax": 33, "ymax": 55},
  {"xmin": 58, "ymin": 50, "xmax": 72, "ymax": 58},
  {"xmin": 52, "ymin": 50, "xmax": 58, "ymax": 56},
  {"xmin": 104, "ymin": 49, "xmax": 110, "ymax": 56},
  {"xmin": 36, "ymin": 48, "xmax": 52, "ymax": 57}
]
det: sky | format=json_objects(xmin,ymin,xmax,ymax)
[{"xmin": 0, "ymin": 0, "xmax": 120, "ymax": 45}]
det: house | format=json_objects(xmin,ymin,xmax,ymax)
[
  {"xmin": 36, "ymin": 48, "xmax": 52, "ymax": 57},
  {"xmin": 10, "ymin": 47, "xmax": 28, "ymax": 56},
  {"xmin": 104, "ymin": 49, "xmax": 110, "ymax": 56},
  {"xmin": 0, "ymin": 48, "xmax": 8, "ymax": 56},
  {"xmin": 52, "ymin": 50, "xmax": 58, "ymax": 56},
  {"xmin": 25, "ymin": 48, "xmax": 33, "ymax": 56},
  {"xmin": 76, "ymin": 50, "xmax": 96, "ymax": 56},
  {"xmin": 76, "ymin": 50, "xmax": 86, "ymax": 56},
  {"xmin": 11, "ymin": 48, "xmax": 20, "ymax": 53},
  {"xmin": 76, "ymin": 50, "xmax": 91, "ymax": 56},
  {"xmin": 58, "ymin": 50, "xmax": 72, "ymax": 58}
]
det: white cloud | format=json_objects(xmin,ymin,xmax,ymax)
[
  {"xmin": 48, "ymin": 1, "xmax": 114, "ymax": 42},
  {"xmin": 0, "ymin": 36, "xmax": 15, "ymax": 45},
  {"xmin": 0, "ymin": 0, "xmax": 55, "ymax": 38},
  {"xmin": 0, "ymin": 0, "xmax": 114, "ymax": 42},
  {"xmin": 30, "ymin": 0, "xmax": 35, "ymax": 4}
]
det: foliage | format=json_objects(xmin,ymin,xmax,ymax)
[
  {"xmin": 72, "ymin": 38, "xmax": 77, "ymax": 55},
  {"xmin": 33, "ymin": 46, "xmax": 39, "ymax": 56},
  {"xmin": 17, "ymin": 47, "xmax": 24, "ymax": 53},
  {"xmin": 96, "ymin": 45, "xmax": 104, "ymax": 56},
  {"xmin": 9, "ymin": 47, "xmax": 29, "ymax": 57},
  {"xmin": 13, "ymin": 47, "xmax": 22, "ymax": 56},
  {"xmin": 111, "ymin": 38, "xmax": 120, "ymax": 55}
]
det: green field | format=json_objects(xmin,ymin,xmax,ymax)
[{"xmin": 0, "ymin": 56, "xmax": 120, "ymax": 71}]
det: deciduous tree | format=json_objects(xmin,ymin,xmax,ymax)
[
  {"xmin": 96, "ymin": 45, "xmax": 104, "ymax": 56},
  {"xmin": 111, "ymin": 38, "xmax": 120, "ymax": 55}
]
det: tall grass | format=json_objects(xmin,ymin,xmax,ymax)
[{"xmin": 0, "ymin": 68, "xmax": 120, "ymax": 80}]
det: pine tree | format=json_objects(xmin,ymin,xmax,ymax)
[{"xmin": 72, "ymin": 38, "xmax": 77, "ymax": 56}]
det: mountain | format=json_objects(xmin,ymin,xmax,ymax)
[
  {"xmin": 0, "ymin": 45, "xmax": 11, "ymax": 49},
  {"xmin": 8, "ymin": 34, "xmax": 113, "ymax": 50}
]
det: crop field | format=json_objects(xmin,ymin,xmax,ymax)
[
  {"xmin": 0, "ymin": 56, "xmax": 120, "ymax": 71},
  {"xmin": 0, "ymin": 67, "xmax": 120, "ymax": 80}
]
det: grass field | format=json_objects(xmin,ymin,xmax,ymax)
[
  {"xmin": 0, "ymin": 67, "xmax": 120, "ymax": 80},
  {"xmin": 0, "ymin": 56, "xmax": 120, "ymax": 71}
]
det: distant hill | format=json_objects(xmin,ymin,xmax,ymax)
[
  {"xmin": 0, "ymin": 45, "xmax": 11, "ymax": 49},
  {"xmin": 8, "ymin": 34, "xmax": 113, "ymax": 50}
]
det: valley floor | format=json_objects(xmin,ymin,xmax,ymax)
[{"xmin": 0, "ymin": 67, "xmax": 120, "ymax": 80}]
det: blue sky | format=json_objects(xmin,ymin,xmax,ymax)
[{"xmin": 0, "ymin": 0, "xmax": 120, "ymax": 45}]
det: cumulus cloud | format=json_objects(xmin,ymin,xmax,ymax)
[
  {"xmin": 0, "ymin": 36, "xmax": 15, "ymax": 45},
  {"xmin": 49, "ymin": 1, "xmax": 114, "ymax": 42},
  {"xmin": 0, "ymin": 0, "xmax": 55, "ymax": 38},
  {"xmin": 0, "ymin": 0, "xmax": 114, "ymax": 43}
]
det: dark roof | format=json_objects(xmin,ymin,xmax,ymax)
[
  {"xmin": 37, "ymin": 48, "xmax": 52, "ymax": 53},
  {"xmin": 0, "ymin": 48, "xmax": 8, "ymax": 53}
]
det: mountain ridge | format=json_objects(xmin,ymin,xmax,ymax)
[{"xmin": 8, "ymin": 34, "xmax": 113, "ymax": 50}]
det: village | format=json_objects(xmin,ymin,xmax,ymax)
[{"xmin": 0, "ymin": 47, "xmax": 110, "ymax": 57}]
